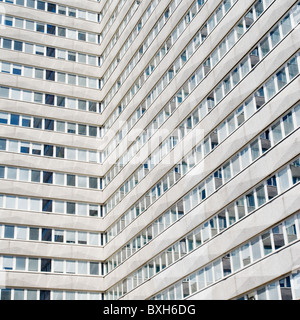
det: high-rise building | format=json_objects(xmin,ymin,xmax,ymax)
[{"xmin": 0, "ymin": 0, "xmax": 299, "ymax": 301}]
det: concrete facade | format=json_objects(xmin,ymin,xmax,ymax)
[{"xmin": 0, "ymin": 0, "xmax": 299, "ymax": 300}]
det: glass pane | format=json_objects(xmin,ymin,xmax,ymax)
[
  {"xmin": 262, "ymin": 231, "xmax": 272, "ymax": 255},
  {"xmin": 272, "ymin": 224, "xmax": 285, "ymax": 250},
  {"xmin": 276, "ymin": 68, "xmax": 287, "ymax": 90},
  {"xmin": 288, "ymin": 57, "xmax": 299, "ymax": 79},
  {"xmin": 277, "ymin": 167, "xmax": 290, "ymax": 193},
  {"xmin": 231, "ymin": 249, "xmax": 241, "ymax": 272},
  {"xmin": 260, "ymin": 37, "xmax": 270, "ymax": 57},
  {"xmin": 241, "ymin": 244, "xmax": 251, "ymax": 267},
  {"xmin": 256, "ymin": 185, "xmax": 266, "ymax": 206},
  {"xmin": 251, "ymin": 237, "xmax": 261, "ymax": 261},
  {"xmin": 250, "ymin": 139, "xmax": 260, "ymax": 160},
  {"xmin": 282, "ymin": 112, "xmax": 294, "ymax": 135},
  {"xmin": 270, "ymin": 25, "xmax": 280, "ymax": 47},
  {"xmin": 271, "ymin": 121, "xmax": 282, "ymax": 144},
  {"xmin": 285, "ymin": 217, "xmax": 297, "ymax": 243}
]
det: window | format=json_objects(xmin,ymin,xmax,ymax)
[
  {"xmin": 68, "ymin": 8, "xmax": 76, "ymax": 17},
  {"xmin": 68, "ymin": 29, "xmax": 77, "ymax": 40},
  {"xmin": 67, "ymin": 98, "xmax": 76, "ymax": 109},
  {"xmin": 45, "ymin": 94, "xmax": 54, "ymax": 105},
  {"xmin": 251, "ymin": 237, "xmax": 261, "ymax": 261},
  {"xmin": 47, "ymin": 24, "xmax": 56, "ymax": 35},
  {"xmin": 58, "ymin": 5, "xmax": 66, "ymax": 15},
  {"xmin": 88, "ymin": 55, "xmax": 97, "ymax": 66},
  {"xmin": 0, "ymin": 87, "xmax": 9, "ymax": 98},
  {"xmin": 281, "ymin": 14, "xmax": 292, "ymax": 36},
  {"xmin": 44, "ymin": 119, "xmax": 54, "ymax": 130},
  {"xmin": 28, "ymin": 258, "xmax": 38, "ymax": 271},
  {"xmin": 20, "ymin": 142, "xmax": 30, "ymax": 153},
  {"xmin": 56, "ymin": 121, "xmax": 65, "ymax": 132},
  {"xmin": 1, "ymin": 62, "xmax": 11, "ymax": 74},
  {"xmin": 56, "ymin": 146, "xmax": 64, "ymax": 158},
  {"xmin": 19, "ymin": 168, "xmax": 29, "ymax": 181},
  {"xmin": 78, "ymin": 54, "xmax": 86, "ymax": 64},
  {"xmin": 4, "ymin": 16, "xmax": 13, "ymax": 27},
  {"xmin": 30, "ymin": 198, "xmax": 40, "ymax": 211},
  {"xmin": 89, "ymin": 177, "xmax": 98, "ymax": 189},
  {"xmin": 42, "ymin": 228, "xmax": 52, "ymax": 241},
  {"xmin": 67, "ymin": 202, "xmax": 75, "ymax": 214},
  {"xmin": 43, "ymin": 171, "xmax": 53, "ymax": 184},
  {"xmin": 0, "ymin": 112, "xmax": 8, "ymax": 124},
  {"xmin": 12, "ymin": 64, "xmax": 22, "ymax": 75},
  {"xmin": 32, "ymin": 143, "xmax": 42, "ymax": 155},
  {"xmin": 0, "ymin": 166, "xmax": 4, "ymax": 178},
  {"xmin": 46, "ymin": 70, "xmax": 55, "ymax": 81},
  {"xmin": 275, "ymin": 70, "xmax": 287, "ymax": 93},
  {"xmin": 53, "ymin": 260, "xmax": 63, "ymax": 273},
  {"xmin": 35, "ymin": 45, "xmax": 44, "ymax": 55},
  {"xmin": 277, "ymin": 167, "xmax": 290, "ymax": 192},
  {"xmin": 78, "ymin": 124, "xmax": 87, "ymax": 135},
  {"xmin": 14, "ymin": 41, "xmax": 23, "ymax": 51},
  {"xmin": 89, "ymin": 205, "xmax": 98, "ymax": 216},
  {"xmin": 262, "ymin": 231, "xmax": 272, "ymax": 256},
  {"xmin": 27, "ymin": 0, "xmax": 35, "ymax": 8},
  {"xmin": 47, "ymin": 3, "xmax": 56, "ymax": 13},
  {"xmin": 89, "ymin": 151, "xmax": 97, "ymax": 163},
  {"xmin": 58, "ymin": 27, "xmax": 66, "ymax": 37},
  {"xmin": 24, "ymin": 67, "xmax": 33, "ymax": 78},
  {"xmin": 31, "ymin": 170, "xmax": 41, "ymax": 182},
  {"xmin": 78, "ymin": 203, "xmax": 87, "ymax": 216},
  {"xmin": 68, "ymin": 51, "xmax": 76, "ymax": 61},
  {"xmin": 90, "ymin": 233, "xmax": 99, "ymax": 246},
  {"xmin": 33, "ymin": 92, "xmax": 43, "ymax": 104},
  {"xmin": 15, "ymin": 199, "xmax": 28, "ymax": 213},
  {"xmin": 78, "ymin": 261, "xmax": 87, "ymax": 274},
  {"xmin": 10, "ymin": 17, "xmax": 22, "ymax": 28},
  {"xmin": 67, "ymin": 174, "xmax": 75, "ymax": 186},
  {"xmin": 288, "ymin": 57, "xmax": 299, "ymax": 79},
  {"xmin": 78, "ymin": 76, "xmax": 86, "ymax": 87},
  {"xmin": 41, "ymin": 144, "xmax": 52, "ymax": 157},
  {"xmin": 68, "ymin": 74, "xmax": 76, "ymax": 85},
  {"xmin": 14, "ymin": 289, "xmax": 24, "ymax": 300},
  {"xmin": 54, "ymin": 230, "xmax": 64, "ymax": 242},
  {"xmin": 90, "ymin": 262, "xmax": 99, "ymax": 275},
  {"xmin": 67, "ymin": 148, "xmax": 76, "ymax": 160},
  {"xmin": 270, "ymin": 25, "xmax": 280, "ymax": 46},
  {"xmin": 41, "ymin": 259, "xmax": 51, "ymax": 272},
  {"xmin": 67, "ymin": 123, "xmax": 76, "ymax": 134},
  {"xmin": 7, "ymin": 167, "xmax": 17, "ymax": 179},
  {"xmin": 25, "ymin": 20, "xmax": 34, "ymax": 31},
  {"xmin": 78, "ymin": 32, "xmax": 86, "ymax": 41},
  {"xmin": 78, "ymin": 100, "xmax": 86, "ymax": 110},
  {"xmin": 78, "ymin": 176, "xmax": 87, "ymax": 188},
  {"xmin": 36, "ymin": 23, "xmax": 45, "ymax": 33},
  {"xmin": 29, "ymin": 227, "xmax": 39, "ymax": 240},
  {"xmin": 42, "ymin": 199, "xmax": 52, "ymax": 212},
  {"xmin": 66, "ymin": 261, "xmax": 75, "ymax": 274},
  {"xmin": 4, "ymin": 225, "xmax": 14, "ymax": 239},
  {"xmin": 89, "ymin": 126, "xmax": 97, "ymax": 137},
  {"xmin": 21, "ymin": 116, "xmax": 31, "ymax": 127},
  {"xmin": 33, "ymin": 117, "xmax": 42, "ymax": 129},
  {"xmin": 40, "ymin": 290, "xmax": 50, "ymax": 300},
  {"xmin": 282, "ymin": 112, "xmax": 294, "ymax": 135},
  {"xmin": 57, "ymin": 96, "xmax": 65, "ymax": 107},
  {"xmin": 3, "ymin": 39, "xmax": 12, "ymax": 49},
  {"xmin": 3, "ymin": 257, "xmax": 13, "ymax": 272},
  {"xmin": 37, "ymin": 1, "xmax": 45, "ymax": 10},
  {"xmin": 89, "ymin": 101, "xmax": 97, "ymax": 112},
  {"xmin": 54, "ymin": 201, "xmax": 64, "ymax": 214}
]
